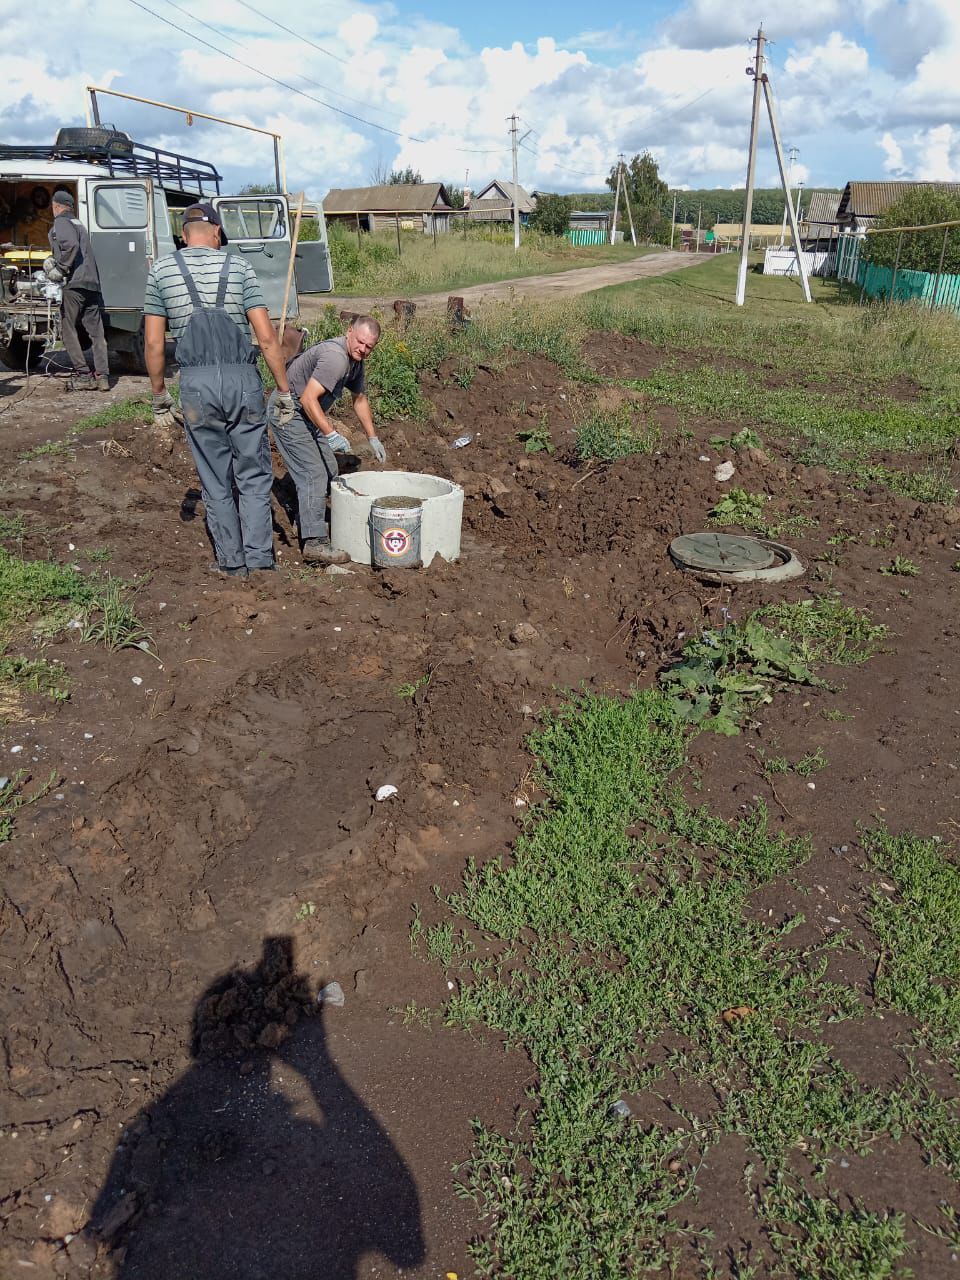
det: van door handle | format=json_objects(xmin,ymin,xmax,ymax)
[{"xmin": 238, "ymin": 244, "xmax": 264, "ymax": 253}]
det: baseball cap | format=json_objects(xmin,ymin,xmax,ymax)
[{"xmin": 181, "ymin": 202, "xmax": 228, "ymax": 244}]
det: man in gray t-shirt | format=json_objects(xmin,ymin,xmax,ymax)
[{"xmin": 268, "ymin": 315, "xmax": 387, "ymax": 565}]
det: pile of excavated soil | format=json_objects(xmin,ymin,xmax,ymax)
[{"xmin": 0, "ymin": 338, "xmax": 958, "ymax": 1278}]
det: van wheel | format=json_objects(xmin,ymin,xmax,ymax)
[
  {"xmin": 0, "ymin": 335, "xmax": 29, "ymax": 371},
  {"xmin": 110, "ymin": 322, "xmax": 147, "ymax": 375}
]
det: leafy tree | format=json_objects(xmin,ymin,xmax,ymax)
[
  {"xmin": 862, "ymin": 187, "xmax": 960, "ymax": 273},
  {"xmin": 388, "ymin": 166, "xmax": 423, "ymax": 185},
  {"xmin": 238, "ymin": 182, "xmax": 278, "ymax": 195},
  {"xmin": 444, "ymin": 184, "xmax": 465, "ymax": 209},
  {"xmin": 529, "ymin": 193, "xmax": 572, "ymax": 236}
]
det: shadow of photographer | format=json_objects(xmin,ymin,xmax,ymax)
[{"xmin": 86, "ymin": 937, "xmax": 425, "ymax": 1279}]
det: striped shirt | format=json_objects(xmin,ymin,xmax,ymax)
[{"xmin": 143, "ymin": 247, "xmax": 266, "ymax": 342}]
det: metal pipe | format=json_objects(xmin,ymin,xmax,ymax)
[
  {"xmin": 85, "ymin": 85, "xmax": 281, "ymax": 139},
  {"xmin": 273, "ymin": 136, "xmax": 282, "ymax": 194},
  {"xmin": 396, "ymin": 212, "xmax": 401, "ymax": 257}
]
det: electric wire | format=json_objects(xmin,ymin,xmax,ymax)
[
  {"xmin": 125, "ymin": 0, "xmax": 509, "ymax": 155},
  {"xmin": 155, "ymin": 0, "xmax": 408, "ymax": 124}
]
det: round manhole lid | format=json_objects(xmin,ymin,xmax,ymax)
[{"xmin": 670, "ymin": 532, "xmax": 777, "ymax": 573}]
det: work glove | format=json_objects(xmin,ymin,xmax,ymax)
[
  {"xmin": 369, "ymin": 435, "xmax": 387, "ymax": 464},
  {"xmin": 43, "ymin": 255, "xmax": 64, "ymax": 284},
  {"xmin": 324, "ymin": 430, "xmax": 350, "ymax": 454},
  {"xmin": 152, "ymin": 390, "xmax": 184, "ymax": 431},
  {"xmin": 273, "ymin": 391, "xmax": 297, "ymax": 427}
]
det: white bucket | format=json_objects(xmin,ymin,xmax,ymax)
[{"xmin": 330, "ymin": 471, "xmax": 464, "ymax": 566}]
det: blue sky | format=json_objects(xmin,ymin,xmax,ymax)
[{"xmin": 2, "ymin": 0, "xmax": 959, "ymax": 197}]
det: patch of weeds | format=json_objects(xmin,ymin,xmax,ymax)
[
  {"xmin": 75, "ymin": 396, "xmax": 150, "ymax": 433},
  {"xmin": 709, "ymin": 488, "xmax": 769, "ymax": 531},
  {"xmin": 575, "ymin": 403, "xmax": 658, "ymax": 461},
  {"xmin": 419, "ymin": 686, "xmax": 907, "ymax": 1275},
  {"xmin": 294, "ymin": 901, "xmax": 316, "ymax": 922},
  {"xmin": 920, "ymin": 1202, "xmax": 960, "ymax": 1250},
  {"xmin": 400, "ymin": 1001, "xmax": 435, "ymax": 1029},
  {"xmin": 868, "ymin": 525, "xmax": 897, "ymax": 548},
  {"xmin": 82, "ymin": 547, "xmax": 112, "ymax": 564},
  {"xmin": 660, "ymin": 616, "xmax": 823, "ymax": 735},
  {"xmin": 865, "ymin": 828, "xmax": 960, "ymax": 1053},
  {"xmin": 0, "ymin": 656, "xmax": 70, "ymax": 705},
  {"xmin": 763, "ymin": 598, "xmax": 886, "ymax": 666},
  {"xmin": 517, "ymin": 419, "xmax": 555, "ymax": 455},
  {"xmin": 952, "ymin": 559, "xmax": 960, "ymax": 572},
  {"xmin": 366, "ymin": 334, "xmax": 424, "ymax": 420},
  {"xmin": 710, "ymin": 425, "xmax": 762, "ymax": 449},
  {"xmin": 19, "ymin": 438, "xmax": 75, "ymax": 462},
  {"xmin": 0, "ymin": 513, "xmax": 26, "ymax": 540},
  {"xmin": 879, "ymin": 556, "xmax": 919, "ymax": 577},
  {"xmin": 397, "ymin": 671, "xmax": 431, "ymax": 699},
  {"xmin": 827, "ymin": 529, "xmax": 858, "ymax": 547},
  {"xmin": 853, "ymin": 463, "xmax": 957, "ymax": 505},
  {"xmin": 0, "ymin": 769, "xmax": 58, "ymax": 842},
  {"xmin": 79, "ymin": 578, "xmax": 157, "ymax": 657},
  {"xmin": 822, "ymin": 708, "xmax": 853, "ymax": 722},
  {"xmin": 755, "ymin": 1169, "xmax": 910, "ymax": 1280},
  {"xmin": 758, "ymin": 747, "xmax": 827, "ymax": 778}
]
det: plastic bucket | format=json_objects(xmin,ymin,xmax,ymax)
[{"xmin": 370, "ymin": 495, "xmax": 423, "ymax": 569}]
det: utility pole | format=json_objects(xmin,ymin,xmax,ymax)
[
  {"xmin": 761, "ymin": 70, "xmax": 812, "ymax": 302},
  {"xmin": 618, "ymin": 155, "xmax": 637, "ymax": 247},
  {"xmin": 780, "ymin": 145, "xmax": 798, "ymax": 246},
  {"xmin": 610, "ymin": 157, "xmax": 622, "ymax": 246},
  {"xmin": 670, "ymin": 191, "xmax": 677, "ymax": 249},
  {"xmin": 736, "ymin": 26, "xmax": 766, "ymax": 306},
  {"xmin": 696, "ymin": 203, "xmax": 702, "ymax": 254},
  {"xmin": 509, "ymin": 114, "xmax": 521, "ymax": 252}
]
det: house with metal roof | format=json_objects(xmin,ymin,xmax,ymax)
[
  {"xmin": 836, "ymin": 181, "xmax": 960, "ymax": 233},
  {"xmin": 322, "ymin": 183, "xmax": 455, "ymax": 234},
  {"xmin": 800, "ymin": 190, "xmax": 841, "ymax": 251},
  {"xmin": 467, "ymin": 180, "xmax": 536, "ymax": 225}
]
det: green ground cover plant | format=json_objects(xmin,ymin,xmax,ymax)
[
  {"xmin": 413, "ymin": 675, "xmax": 953, "ymax": 1276},
  {"xmin": 19, "ymin": 396, "xmax": 150, "ymax": 462},
  {"xmin": 576, "ymin": 403, "xmax": 659, "ymax": 461},
  {"xmin": 0, "ymin": 770, "xmax": 57, "ymax": 843}
]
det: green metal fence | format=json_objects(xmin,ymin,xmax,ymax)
[
  {"xmin": 565, "ymin": 228, "xmax": 607, "ymax": 246},
  {"xmin": 834, "ymin": 232, "xmax": 960, "ymax": 313},
  {"xmin": 857, "ymin": 261, "xmax": 960, "ymax": 311}
]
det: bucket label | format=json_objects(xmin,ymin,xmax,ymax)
[{"xmin": 381, "ymin": 527, "xmax": 412, "ymax": 557}]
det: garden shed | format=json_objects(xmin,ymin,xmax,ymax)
[{"xmin": 322, "ymin": 183, "xmax": 455, "ymax": 234}]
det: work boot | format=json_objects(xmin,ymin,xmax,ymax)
[
  {"xmin": 95, "ymin": 374, "xmax": 110, "ymax": 392},
  {"xmin": 302, "ymin": 538, "xmax": 350, "ymax": 566},
  {"xmin": 206, "ymin": 562, "xmax": 248, "ymax": 579},
  {"xmin": 66, "ymin": 372, "xmax": 95, "ymax": 391}
]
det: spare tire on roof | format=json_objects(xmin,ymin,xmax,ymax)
[{"xmin": 54, "ymin": 126, "xmax": 134, "ymax": 157}]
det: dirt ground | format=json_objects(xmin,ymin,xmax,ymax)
[
  {"xmin": 301, "ymin": 248, "xmax": 705, "ymax": 316},
  {"xmin": 0, "ymin": 333, "xmax": 959, "ymax": 1279}
]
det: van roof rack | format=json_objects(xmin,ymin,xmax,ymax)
[{"xmin": 0, "ymin": 138, "xmax": 223, "ymax": 198}]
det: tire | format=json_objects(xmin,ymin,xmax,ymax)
[{"xmin": 54, "ymin": 127, "xmax": 133, "ymax": 157}]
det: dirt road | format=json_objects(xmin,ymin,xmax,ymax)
[{"xmin": 300, "ymin": 248, "xmax": 704, "ymax": 318}]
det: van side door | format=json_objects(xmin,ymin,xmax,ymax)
[
  {"xmin": 212, "ymin": 195, "xmax": 292, "ymax": 319},
  {"xmin": 86, "ymin": 178, "xmax": 155, "ymax": 310}
]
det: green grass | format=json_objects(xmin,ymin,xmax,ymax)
[
  {"xmin": 0, "ymin": 655, "xmax": 70, "ymax": 708},
  {"xmin": 413, "ymin": 685, "xmax": 940, "ymax": 1277},
  {"xmin": 0, "ymin": 548, "xmax": 154, "ymax": 658},
  {"xmin": 0, "ymin": 769, "xmax": 58, "ymax": 843},
  {"xmin": 0, "ymin": 513, "xmax": 26, "ymax": 540},
  {"xmin": 18, "ymin": 396, "xmax": 150, "ymax": 461},
  {"xmin": 575, "ymin": 402, "xmax": 659, "ymax": 461},
  {"xmin": 328, "ymin": 225, "xmax": 651, "ymax": 296},
  {"xmin": 763, "ymin": 597, "xmax": 887, "ymax": 667}
]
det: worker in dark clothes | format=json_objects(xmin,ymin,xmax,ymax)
[
  {"xmin": 47, "ymin": 190, "xmax": 110, "ymax": 391},
  {"xmin": 266, "ymin": 317, "xmax": 386, "ymax": 565},
  {"xmin": 143, "ymin": 203, "xmax": 297, "ymax": 579}
]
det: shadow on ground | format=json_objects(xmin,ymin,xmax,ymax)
[{"xmin": 87, "ymin": 937, "xmax": 424, "ymax": 1279}]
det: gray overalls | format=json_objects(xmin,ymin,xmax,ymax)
[{"xmin": 174, "ymin": 254, "xmax": 274, "ymax": 571}]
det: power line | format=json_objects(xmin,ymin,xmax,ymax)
[
  {"xmin": 232, "ymin": 0, "xmax": 349, "ymax": 65},
  {"xmin": 155, "ymin": 0, "xmax": 407, "ymax": 124},
  {"xmin": 125, "ymin": 0, "xmax": 509, "ymax": 155}
]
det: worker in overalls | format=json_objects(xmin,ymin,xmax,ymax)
[{"xmin": 143, "ymin": 203, "xmax": 296, "ymax": 578}]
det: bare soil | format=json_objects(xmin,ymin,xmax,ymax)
[{"xmin": 0, "ymin": 337, "xmax": 959, "ymax": 1278}]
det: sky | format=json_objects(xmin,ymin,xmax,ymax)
[{"xmin": 2, "ymin": 0, "xmax": 960, "ymax": 201}]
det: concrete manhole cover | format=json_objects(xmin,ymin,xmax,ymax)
[{"xmin": 669, "ymin": 532, "xmax": 777, "ymax": 573}]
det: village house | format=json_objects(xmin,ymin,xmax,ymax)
[
  {"xmin": 322, "ymin": 183, "xmax": 455, "ymax": 234},
  {"xmin": 467, "ymin": 179, "xmax": 536, "ymax": 226}
]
